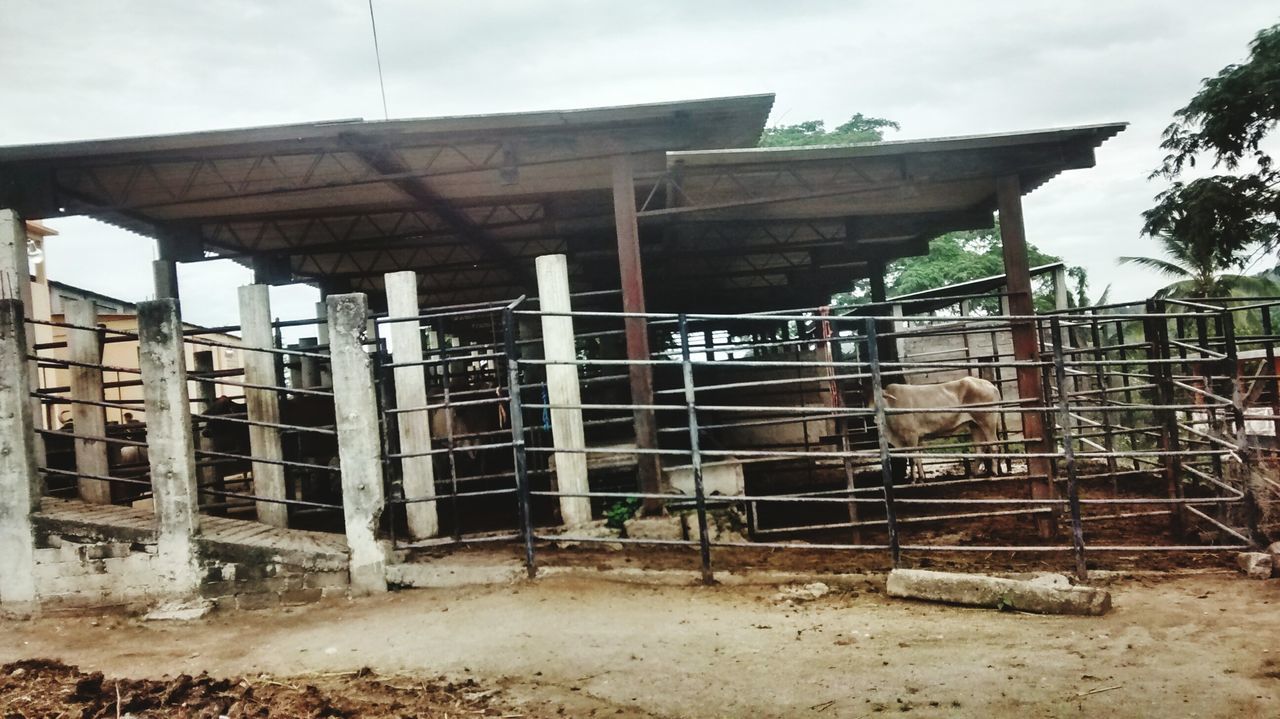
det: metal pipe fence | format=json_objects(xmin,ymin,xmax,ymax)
[{"xmin": 390, "ymin": 297, "xmax": 1264, "ymax": 581}]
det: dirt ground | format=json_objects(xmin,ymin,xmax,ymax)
[{"xmin": 1, "ymin": 571, "xmax": 1277, "ymax": 718}]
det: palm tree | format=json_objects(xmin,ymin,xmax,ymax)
[{"xmin": 1119, "ymin": 234, "xmax": 1277, "ymax": 299}]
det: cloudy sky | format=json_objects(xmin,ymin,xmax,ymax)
[{"xmin": 2, "ymin": 1, "xmax": 1276, "ymax": 325}]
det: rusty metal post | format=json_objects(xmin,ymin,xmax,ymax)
[
  {"xmin": 612, "ymin": 154, "xmax": 663, "ymax": 509},
  {"xmin": 996, "ymin": 175, "xmax": 1055, "ymax": 538}
]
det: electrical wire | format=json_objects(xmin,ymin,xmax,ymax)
[{"xmin": 367, "ymin": 0, "xmax": 390, "ymax": 120}]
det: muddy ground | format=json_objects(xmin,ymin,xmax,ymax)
[{"xmin": 2, "ymin": 570, "xmax": 1277, "ymax": 718}]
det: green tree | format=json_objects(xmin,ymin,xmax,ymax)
[
  {"xmin": 1145, "ymin": 23, "xmax": 1280, "ymax": 270},
  {"xmin": 1119, "ymin": 233, "xmax": 1278, "ymax": 299},
  {"xmin": 834, "ymin": 226, "xmax": 1078, "ymax": 314},
  {"xmin": 758, "ymin": 113, "xmax": 900, "ymax": 147}
]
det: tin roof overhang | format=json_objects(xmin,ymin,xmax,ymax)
[{"xmin": 0, "ymin": 102, "xmax": 1124, "ymax": 313}]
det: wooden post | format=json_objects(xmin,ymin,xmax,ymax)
[
  {"xmin": 0, "ymin": 210, "xmax": 45, "ymax": 473},
  {"xmin": 384, "ymin": 271, "xmax": 439, "ymax": 539},
  {"xmin": 996, "ymin": 175, "xmax": 1055, "ymax": 537},
  {"xmin": 0, "ymin": 299, "xmax": 39, "ymax": 611},
  {"xmin": 327, "ymin": 293, "xmax": 388, "ymax": 594},
  {"xmin": 612, "ymin": 155, "xmax": 663, "ymax": 506},
  {"xmin": 535, "ymin": 255, "xmax": 593, "ymax": 527},
  {"xmin": 136, "ymin": 299, "xmax": 202, "ymax": 596},
  {"xmin": 65, "ymin": 300, "xmax": 112, "ymax": 504},
  {"xmin": 236, "ymin": 284, "xmax": 288, "ymax": 527}
]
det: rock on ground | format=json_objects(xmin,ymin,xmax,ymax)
[
  {"xmin": 1237, "ymin": 551, "xmax": 1274, "ymax": 580},
  {"xmin": 886, "ymin": 569, "xmax": 1111, "ymax": 615}
]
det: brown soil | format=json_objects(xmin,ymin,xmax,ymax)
[
  {"xmin": 0, "ymin": 659, "xmax": 520, "ymax": 718},
  {"xmin": 2, "ymin": 572, "xmax": 1277, "ymax": 718}
]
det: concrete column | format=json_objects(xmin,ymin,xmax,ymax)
[
  {"xmin": 384, "ymin": 271, "xmax": 438, "ymax": 539},
  {"xmin": 327, "ymin": 293, "xmax": 388, "ymax": 594},
  {"xmin": 191, "ymin": 351, "xmax": 222, "ymax": 511},
  {"xmin": 1053, "ymin": 265, "xmax": 1069, "ymax": 311},
  {"xmin": 0, "ymin": 210, "xmax": 45, "ymax": 470},
  {"xmin": 890, "ymin": 302, "xmax": 906, "ymax": 366},
  {"xmin": 315, "ymin": 301, "xmax": 332, "ymax": 388},
  {"xmin": 153, "ymin": 259, "xmax": 179, "ymax": 304},
  {"xmin": 535, "ymin": 255, "xmax": 592, "ymax": 527},
  {"xmin": 298, "ymin": 337, "xmax": 320, "ymax": 389},
  {"xmin": 0, "ymin": 299, "xmax": 40, "ymax": 611},
  {"xmin": 236, "ymin": 284, "xmax": 288, "ymax": 527},
  {"xmin": 65, "ymin": 300, "xmax": 112, "ymax": 504},
  {"xmin": 137, "ymin": 300, "xmax": 201, "ymax": 596}
]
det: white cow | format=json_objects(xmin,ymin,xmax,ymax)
[{"xmin": 873, "ymin": 376, "xmax": 1001, "ymax": 483}]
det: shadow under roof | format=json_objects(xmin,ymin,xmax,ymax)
[{"xmin": 0, "ymin": 101, "xmax": 1125, "ymax": 314}]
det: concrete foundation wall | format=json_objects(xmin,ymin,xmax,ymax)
[{"xmin": 29, "ymin": 524, "xmax": 349, "ymax": 612}]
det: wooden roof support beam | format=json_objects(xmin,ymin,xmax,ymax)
[{"xmin": 996, "ymin": 174, "xmax": 1054, "ymax": 539}]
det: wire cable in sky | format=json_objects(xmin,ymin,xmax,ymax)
[{"xmin": 367, "ymin": 0, "xmax": 390, "ymax": 120}]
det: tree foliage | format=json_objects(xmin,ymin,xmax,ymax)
[
  {"xmin": 834, "ymin": 226, "xmax": 1077, "ymax": 314},
  {"xmin": 758, "ymin": 113, "xmax": 900, "ymax": 147},
  {"xmin": 1144, "ymin": 23, "xmax": 1280, "ymax": 274},
  {"xmin": 1120, "ymin": 233, "xmax": 1279, "ymax": 299}
]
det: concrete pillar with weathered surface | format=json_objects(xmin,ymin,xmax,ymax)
[
  {"xmin": 535, "ymin": 255, "xmax": 592, "ymax": 527},
  {"xmin": 191, "ymin": 351, "xmax": 223, "ymax": 511},
  {"xmin": 611, "ymin": 155, "xmax": 663, "ymax": 503},
  {"xmin": 327, "ymin": 293, "xmax": 388, "ymax": 594},
  {"xmin": 384, "ymin": 271, "xmax": 438, "ymax": 539},
  {"xmin": 137, "ymin": 299, "xmax": 201, "ymax": 596},
  {"xmin": 236, "ymin": 284, "xmax": 288, "ymax": 527},
  {"xmin": 153, "ymin": 259, "xmax": 179, "ymax": 304},
  {"xmin": 997, "ymin": 175, "xmax": 1055, "ymax": 537},
  {"xmin": 0, "ymin": 299, "xmax": 40, "ymax": 611},
  {"xmin": 0, "ymin": 210, "xmax": 45, "ymax": 469},
  {"xmin": 1053, "ymin": 265, "xmax": 1069, "ymax": 311},
  {"xmin": 65, "ymin": 299, "xmax": 112, "ymax": 504}
]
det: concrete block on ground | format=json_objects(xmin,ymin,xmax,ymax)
[
  {"xmin": 665, "ymin": 458, "xmax": 745, "ymax": 497},
  {"xmin": 144, "ymin": 598, "xmax": 213, "ymax": 621},
  {"xmin": 886, "ymin": 569, "xmax": 1111, "ymax": 616},
  {"xmin": 1237, "ymin": 551, "xmax": 1273, "ymax": 580}
]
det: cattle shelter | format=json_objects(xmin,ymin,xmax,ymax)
[{"xmin": 0, "ymin": 95, "xmax": 1272, "ymax": 613}]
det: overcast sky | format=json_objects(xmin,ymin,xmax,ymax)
[{"xmin": 2, "ymin": 1, "xmax": 1277, "ymax": 326}]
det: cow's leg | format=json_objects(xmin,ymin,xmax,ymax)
[{"xmin": 970, "ymin": 419, "xmax": 998, "ymax": 476}]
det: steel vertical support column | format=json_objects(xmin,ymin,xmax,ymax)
[
  {"xmin": 678, "ymin": 314, "xmax": 713, "ymax": 585},
  {"xmin": 1051, "ymin": 318, "xmax": 1087, "ymax": 579},
  {"xmin": 1263, "ymin": 307, "xmax": 1280, "ymax": 441},
  {"xmin": 504, "ymin": 304, "xmax": 537, "ymax": 579},
  {"xmin": 995, "ymin": 175, "xmax": 1055, "ymax": 538},
  {"xmin": 611, "ymin": 154, "xmax": 663, "ymax": 507},
  {"xmin": 865, "ymin": 318, "xmax": 901, "ymax": 566},
  {"xmin": 1145, "ymin": 300, "xmax": 1184, "ymax": 537},
  {"xmin": 1087, "ymin": 310, "xmax": 1119, "ymax": 494}
]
